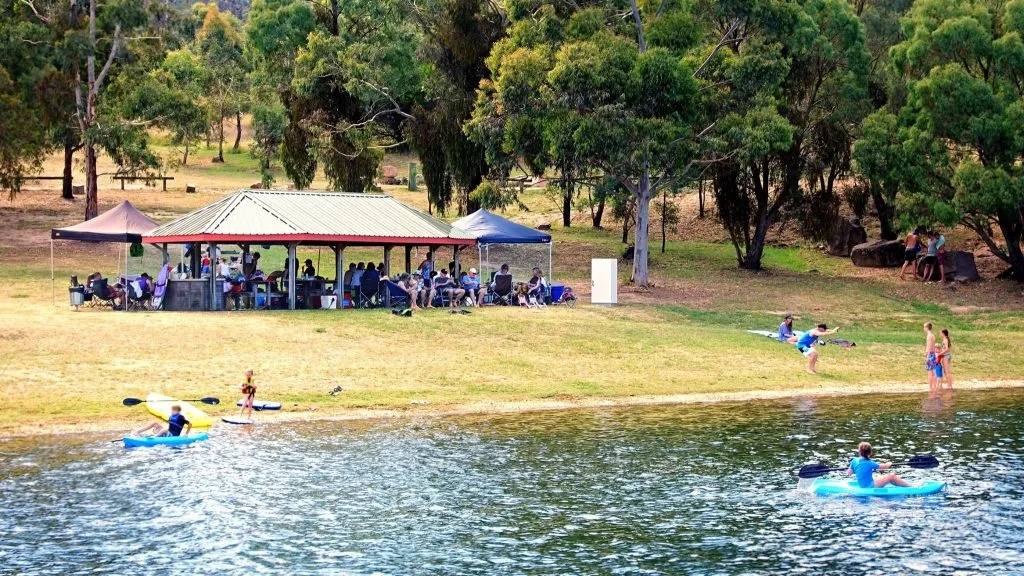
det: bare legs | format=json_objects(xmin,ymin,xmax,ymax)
[
  {"xmin": 134, "ymin": 422, "xmax": 168, "ymax": 436},
  {"xmin": 875, "ymin": 473, "xmax": 911, "ymax": 488},
  {"xmin": 806, "ymin": 349, "xmax": 818, "ymax": 375}
]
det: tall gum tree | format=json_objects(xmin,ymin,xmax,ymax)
[
  {"xmin": 470, "ymin": 0, "xmax": 751, "ymax": 285},
  {"xmin": 889, "ymin": 0, "xmax": 1024, "ymax": 278}
]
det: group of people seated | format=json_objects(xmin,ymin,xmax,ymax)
[
  {"xmin": 79, "ymin": 270, "xmax": 157, "ymax": 309},
  {"xmin": 390, "ymin": 261, "xmax": 548, "ymax": 311}
]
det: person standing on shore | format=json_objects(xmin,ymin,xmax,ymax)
[
  {"xmin": 796, "ymin": 323, "xmax": 840, "ymax": 374},
  {"xmin": 937, "ymin": 328, "xmax": 953, "ymax": 390},
  {"xmin": 924, "ymin": 323, "xmax": 938, "ymax": 391},
  {"xmin": 899, "ymin": 229, "xmax": 922, "ymax": 281}
]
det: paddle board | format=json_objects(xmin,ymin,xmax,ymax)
[
  {"xmin": 809, "ymin": 479, "xmax": 946, "ymax": 497},
  {"xmin": 221, "ymin": 416, "xmax": 254, "ymax": 425},
  {"xmin": 236, "ymin": 399, "xmax": 282, "ymax": 411},
  {"xmin": 145, "ymin": 393, "xmax": 214, "ymax": 428},
  {"xmin": 746, "ymin": 330, "xmax": 777, "ymax": 338},
  {"xmin": 123, "ymin": 432, "xmax": 209, "ymax": 448}
]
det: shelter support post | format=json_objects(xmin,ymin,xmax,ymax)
[
  {"xmin": 405, "ymin": 246, "xmax": 412, "ymax": 274},
  {"xmin": 334, "ymin": 244, "xmax": 344, "ymax": 310},
  {"xmin": 242, "ymin": 244, "xmax": 250, "ymax": 276},
  {"xmin": 287, "ymin": 243, "xmax": 297, "ymax": 310},
  {"xmin": 453, "ymin": 246, "xmax": 460, "ymax": 277},
  {"xmin": 428, "ymin": 246, "xmax": 435, "ymax": 272},
  {"xmin": 161, "ymin": 243, "xmax": 169, "ymax": 266},
  {"xmin": 383, "ymin": 246, "xmax": 392, "ymax": 307}
]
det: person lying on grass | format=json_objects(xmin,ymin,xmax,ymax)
[
  {"xmin": 134, "ymin": 405, "xmax": 192, "ymax": 438},
  {"xmin": 848, "ymin": 442, "xmax": 911, "ymax": 488}
]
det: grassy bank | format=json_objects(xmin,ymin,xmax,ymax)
[{"xmin": 3, "ymin": 150, "xmax": 1024, "ymax": 436}]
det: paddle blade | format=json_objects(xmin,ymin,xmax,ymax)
[
  {"xmin": 122, "ymin": 398, "xmax": 144, "ymax": 407},
  {"xmin": 798, "ymin": 463, "xmax": 835, "ymax": 479},
  {"xmin": 907, "ymin": 454, "xmax": 939, "ymax": 469},
  {"xmin": 199, "ymin": 397, "xmax": 220, "ymax": 405}
]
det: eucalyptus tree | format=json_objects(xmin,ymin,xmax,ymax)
[{"xmin": 886, "ymin": 0, "xmax": 1024, "ymax": 278}]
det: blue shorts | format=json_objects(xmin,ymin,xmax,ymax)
[
  {"xmin": 926, "ymin": 353, "xmax": 937, "ymax": 371},
  {"xmin": 797, "ymin": 344, "xmax": 815, "ymax": 357},
  {"xmin": 933, "ymin": 362, "xmax": 944, "ymax": 378}
]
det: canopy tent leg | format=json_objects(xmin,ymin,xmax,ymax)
[
  {"xmin": 404, "ymin": 246, "xmax": 412, "ymax": 274},
  {"xmin": 50, "ymin": 240, "xmax": 55, "ymax": 307},
  {"xmin": 287, "ymin": 243, "xmax": 297, "ymax": 310},
  {"xmin": 478, "ymin": 245, "xmax": 483, "ymax": 286},
  {"xmin": 334, "ymin": 244, "xmax": 345, "ymax": 310},
  {"xmin": 549, "ymin": 241, "xmax": 553, "ymax": 287},
  {"xmin": 124, "ymin": 240, "xmax": 129, "ymax": 311}
]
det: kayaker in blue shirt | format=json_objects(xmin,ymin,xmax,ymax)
[
  {"xmin": 848, "ymin": 442, "xmax": 910, "ymax": 488},
  {"xmin": 796, "ymin": 323, "xmax": 840, "ymax": 374},
  {"xmin": 778, "ymin": 313, "xmax": 798, "ymax": 343},
  {"xmin": 134, "ymin": 405, "xmax": 192, "ymax": 438}
]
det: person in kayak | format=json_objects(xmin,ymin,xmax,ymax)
[
  {"xmin": 134, "ymin": 405, "xmax": 192, "ymax": 438},
  {"xmin": 240, "ymin": 369, "xmax": 257, "ymax": 420},
  {"xmin": 796, "ymin": 323, "xmax": 840, "ymax": 374},
  {"xmin": 848, "ymin": 442, "xmax": 911, "ymax": 488}
]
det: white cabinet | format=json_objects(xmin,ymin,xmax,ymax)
[{"xmin": 591, "ymin": 258, "xmax": 618, "ymax": 304}]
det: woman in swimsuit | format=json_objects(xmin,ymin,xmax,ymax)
[{"xmin": 937, "ymin": 329, "xmax": 953, "ymax": 390}]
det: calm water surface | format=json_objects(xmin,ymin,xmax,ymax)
[{"xmin": 1, "ymin": 389, "xmax": 1023, "ymax": 575}]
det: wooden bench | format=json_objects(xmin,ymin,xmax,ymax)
[{"xmin": 113, "ymin": 176, "xmax": 175, "ymax": 191}]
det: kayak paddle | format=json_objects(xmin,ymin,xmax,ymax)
[
  {"xmin": 798, "ymin": 454, "xmax": 940, "ymax": 479},
  {"xmin": 122, "ymin": 397, "xmax": 220, "ymax": 407}
]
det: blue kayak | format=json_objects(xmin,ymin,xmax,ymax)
[
  {"xmin": 809, "ymin": 479, "xmax": 946, "ymax": 497},
  {"xmin": 123, "ymin": 432, "xmax": 209, "ymax": 448}
]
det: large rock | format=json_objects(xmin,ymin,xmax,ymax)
[
  {"xmin": 915, "ymin": 250, "xmax": 981, "ymax": 282},
  {"xmin": 851, "ymin": 239, "xmax": 904, "ymax": 268},
  {"xmin": 828, "ymin": 217, "xmax": 868, "ymax": 257},
  {"xmin": 949, "ymin": 251, "xmax": 980, "ymax": 282}
]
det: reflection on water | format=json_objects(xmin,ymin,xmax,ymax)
[{"xmin": 1, "ymin": 389, "xmax": 1023, "ymax": 575}]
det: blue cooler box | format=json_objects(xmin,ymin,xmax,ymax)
[{"xmin": 551, "ymin": 285, "xmax": 565, "ymax": 302}]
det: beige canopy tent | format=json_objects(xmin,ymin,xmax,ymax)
[{"xmin": 49, "ymin": 200, "xmax": 160, "ymax": 307}]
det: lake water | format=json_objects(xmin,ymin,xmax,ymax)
[{"xmin": 1, "ymin": 389, "xmax": 1023, "ymax": 575}]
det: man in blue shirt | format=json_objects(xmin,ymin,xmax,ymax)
[
  {"xmin": 778, "ymin": 313, "xmax": 797, "ymax": 343},
  {"xmin": 848, "ymin": 442, "xmax": 910, "ymax": 488},
  {"xmin": 134, "ymin": 405, "xmax": 192, "ymax": 438},
  {"xmin": 796, "ymin": 323, "xmax": 840, "ymax": 374},
  {"xmin": 462, "ymin": 268, "xmax": 485, "ymax": 306}
]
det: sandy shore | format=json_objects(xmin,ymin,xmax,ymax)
[{"xmin": 5, "ymin": 379, "xmax": 1023, "ymax": 439}]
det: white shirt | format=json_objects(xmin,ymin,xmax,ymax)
[{"xmin": 218, "ymin": 262, "xmax": 230, "ymax": 277}]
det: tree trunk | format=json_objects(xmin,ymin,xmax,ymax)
[
  {"xmin": 61, "ymin": 137, "xmax": 76, "ymax": 200},
  {"xmin": 698, "ymin": 179, "xmax": 705, "ymax": 219},
  {"xmin": 870, "ymin": 184, "xmax": 896, "ymax": 240},
  {"xmin": 593, "ymin": 194, "xmax": 605, "ymax": 228},
  {"xmin": 562, "ymin": 183, "xmax": 572, "ymax": 227},
  {"xmin": 743, "ymin": 212, "xmax": 770, "ymax": 271},
  {"xmin": 84, "ymin": 142, "xmax": 99, "ymax": 220},
  {"xmin": 997, "ymin": 213, "xmax": 1024, "ymax": 280},
  {"xmin": 661, "ymin": 187, "xmax": 667, "ymax": 254},
  {"xmin": 233, "ymin": 111, "xmax": 242, "ymax": 152},
  {"xmin": 631, "ymin": 176, "xmax": 653, "ymax": 285},
  {"xmin": 183, "ymin": 140, "xmax": 190, "ymax": 165},
  {"xmin": 216, "ymin": 110, "xmax": 225, "ymax": 162}
]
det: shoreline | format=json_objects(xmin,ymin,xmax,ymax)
[{"xmin": 4, "ymin": 379, "xmax": 1023, "ymax": 440}]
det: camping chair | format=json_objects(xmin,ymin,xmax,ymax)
[
  {"xmin": 492, "ymin": 273, "xmax": 514, "ymax": 306},
  {"xmin": 126, "ymin": 280, "xmax": 152, "ymax": 311},
  {"xmin": 385, "ymin": 280, "xmax": 410, "ymax": 309},
  {"xmin": 357, "ymin": 270, "xmax": 381, "ymax": 308},
  {"xmin": 90, "ymin": 278, "xmax": 116, "ymax": 308}
]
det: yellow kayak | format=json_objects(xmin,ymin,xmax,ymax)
[{"xmin": 144, "ymin": 393, "xmax": 214, "ymax": 428}]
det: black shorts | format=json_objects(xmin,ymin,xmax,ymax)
[
  {"xmin": 904, "ymin": 250, "xmax": 917, "ymax": 263},
  {"xmin": 922, "ymin": 255, "xmax": 938, "ymax": 266}
]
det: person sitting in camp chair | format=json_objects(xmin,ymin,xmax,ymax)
[
  {"xmin": 394, "ymin": 273, "xmax": 421, "ymax": 311},
  {"xmin": 490, "ymin": 264, "xmax": 514, "ymax": 305},
  {"xmin": 527, "ymin": 267, "xmax": 547, "ymax": 306},
  {"xmin": 430, "ymin": 269, "xmax": 465, "ymax": 308},
  {"xmin": 461, "ymin": 268, "xmax": 485, "ymax": 306}
]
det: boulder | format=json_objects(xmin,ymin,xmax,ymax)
[
  {"xmin": 72, "ymin": 185, "xmax": 85, "ymax": 196},
  {"xmin": 949, "ymin": 251, "xmax": 980, "ymax": 282},
  {"xmin": 851, "ymin": 239, "xmax": 904, "ymax": 268},
  {"xmin": 828, "ymin": 217, "xmax": 868, "ymax": 257},
  {"xmin": 250, "ymin": 182, "xmax": 262, "ymax": 189},
  {"xmin": 537, "ymin": 223, "xmax": 552, "ymax": 231}
]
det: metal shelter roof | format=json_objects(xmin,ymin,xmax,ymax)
[{"xmin": 144, "ymin": 190, "xmax": 476, "ymax": 246}]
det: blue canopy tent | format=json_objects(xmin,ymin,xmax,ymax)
[{"xmin": 452, "ymin": 209, "xmax": 553, "ymax": 287}]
